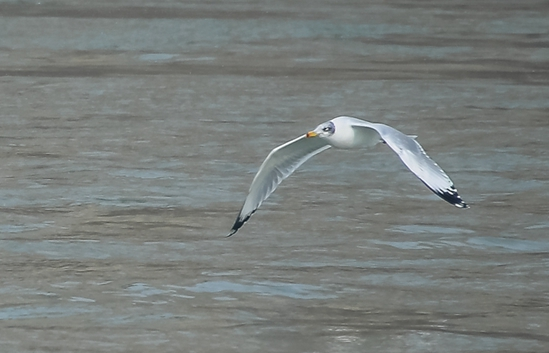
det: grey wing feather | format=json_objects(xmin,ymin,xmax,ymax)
[
  {"xmin": 229, "ymin": 135, "xmax": 330, "ymax": 236},
  {"xmin": 348, "ymin": 118, "xmax": 468, "ymax": 208}
]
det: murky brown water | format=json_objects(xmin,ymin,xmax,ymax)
[{"xmin": 1, "ymin": 1, "xmax": 548, "ymax": 352}]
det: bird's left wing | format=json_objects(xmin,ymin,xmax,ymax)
[
  {"xmin": 229, "ymin": 134, "xmax": 331, "ymax": 236},
  {"xmin": 348, "ymin": 118, "xmax": 468, "ymax": 208}
]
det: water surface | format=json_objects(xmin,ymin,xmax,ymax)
[{"xmin": 0, "ymin": 1, "xmax": 548, "ymax": 352}]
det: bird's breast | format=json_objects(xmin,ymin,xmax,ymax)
[{"xmin": 328, "ymin": 125, "xmax": 378, "ymax": 149}]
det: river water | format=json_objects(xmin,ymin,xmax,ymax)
[{"xmin": 0, "ymin": 1, "xmax": 548, "ymax": 352}]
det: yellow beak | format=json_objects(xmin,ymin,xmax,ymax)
[{"xmin": 306, "ymin": 131, "xmax": 318, "ymax": 138}]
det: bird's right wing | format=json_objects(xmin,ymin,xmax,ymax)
[{"xmin": 229, "ymin": 134, "xmax": 330, "ymax": 236}]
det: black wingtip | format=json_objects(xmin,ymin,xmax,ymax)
[
  {"xmin": 227, "ymin": 223, "xmax": 241, "ymax": 237},
  {"xmin": 226, "ymin": 215, "xmax": 249, "ymax": 237},
  {"xmin": 435, "ymin": 186, "xmax": 469, "ymax": 209},
  {"xmin": 227, "ymin": 225, "xmax": 240, "ymax": 237}
]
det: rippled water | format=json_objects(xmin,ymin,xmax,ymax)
[{"xmin": 0, "ymin": 1, "xmax": 548, "ymax": 352}]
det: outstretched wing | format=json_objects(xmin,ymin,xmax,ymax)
[
  {"xmin": 229, "ymin": 135, "xmax": 331, "ymax": 236},
  {"xmin": 348, "ymin": 118, "xmax": 468, "ymax": 208}
]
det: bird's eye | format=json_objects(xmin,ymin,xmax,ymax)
[{"xmin": 321, "ymin": 122, "xmax": 335, "ymax": 133}]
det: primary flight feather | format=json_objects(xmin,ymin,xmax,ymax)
[{"xmin": 229, "ymin": 116, "xmax": 468, "ymax": 236}]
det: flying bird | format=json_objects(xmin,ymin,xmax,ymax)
[{"xmin": 229, "ymin": 116, "xmax": 468, "ymax": 236}]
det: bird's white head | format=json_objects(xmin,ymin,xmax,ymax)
[
  {"xmin": 306, "ymin": 121, "xmax": 335, "ymax": 138},
  {"xmin": 306, "ymin": 117, "xmax": 361, "ymax": 149}
]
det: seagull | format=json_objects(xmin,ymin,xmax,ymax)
[{"xmin": 228, "ymin": 116, "xmax": 468, "ymax": 236}]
